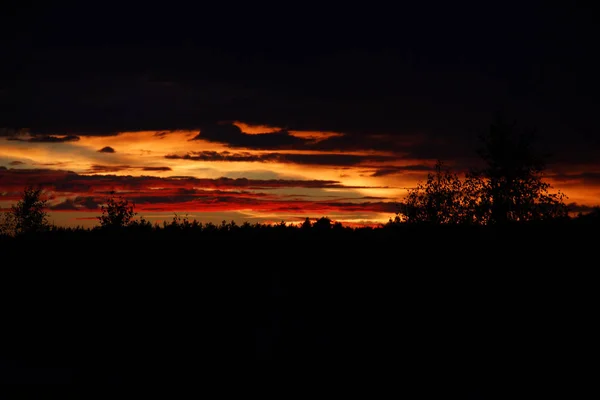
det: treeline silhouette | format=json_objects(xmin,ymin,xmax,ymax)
[{"xmin": 1, "ymin": 210, "xmax": 599, "ymax": 242}]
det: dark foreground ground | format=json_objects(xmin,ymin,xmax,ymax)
[{"xmin": 0, "ymin": 229, "xmax": 595, "ymax": 394}]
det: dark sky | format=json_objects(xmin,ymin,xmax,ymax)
[{"xmin": 1, "ymin": 1, "xmax": 598, "ymax": 160}]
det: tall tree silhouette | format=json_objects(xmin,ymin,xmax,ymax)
[
  {"xmin": 472, "ymin": 117, "xmax": 568, "ymax": 223},
  {"xmin": 8, "ymin": 186, "xmax": 50, "ymax": 235}
]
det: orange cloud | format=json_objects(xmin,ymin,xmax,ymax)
[
  {"xmin": 288, "ymin": 131, "xmax": 345, "ymax": 141},
  {"xmin": 232, "ymin": 121, "xmax": 282, "ymax": 134}
]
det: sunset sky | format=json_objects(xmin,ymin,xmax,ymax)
[{"xmin": 1, "ymin": 2, "xmax": 598, "ymax": 227}]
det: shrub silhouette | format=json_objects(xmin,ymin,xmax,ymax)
[
  {"xmin": 98, "ymin": 192, "xmax": 137, "ymax": 229},
  {"xmin": 401, "ymin": 161, "xmax": 466, "ymax": 224}
]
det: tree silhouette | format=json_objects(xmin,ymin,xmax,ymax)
[
  {"xmin": 399, "ymin": 119, "xmax": 569, "ymax": 225},
  {"xmin": 472, "ymin": 117, "xmax": 568, "ymax": 223},
  {"xmin": 8, "ymin": 186, "xmax": 50, "ymax": 235},
  {"xmin": 401, "ymin": 161, "xmax": 466, "ymax": 224},
  {"xmin": 301, "ymin": 217, "xmax": 312, "ymax": 230},
  {"xmin": 314, "ymin": 216, "xmax": 332, "ymax": 230},
  {"xmin": 98, "ymin": 192, "xmax": 137, "ymax": 229}
]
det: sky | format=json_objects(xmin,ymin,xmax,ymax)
[{"xmin": 1, "ymin": 2, "xmax": 599, "ymax": 227}]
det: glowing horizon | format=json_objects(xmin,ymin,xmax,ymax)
[{"xmin": 1, "ymin": 122, "xmax": 598, "ymax": 228}]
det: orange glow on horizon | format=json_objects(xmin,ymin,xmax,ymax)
[{"xmin": 1, "ymin": 125, "xmax": 599, "ymax": 228}]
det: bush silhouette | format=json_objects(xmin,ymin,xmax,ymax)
[
  {"xmin": 401, "ymin": 161, "xmax": 466, "ymax": 224},
  {"xmin": 98, "ymin": 192, "xmax": 137, "ymax": 229}
]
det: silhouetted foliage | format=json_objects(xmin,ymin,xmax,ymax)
[
  {"xmin": 472, "ymin": 117, "xmax": 568, "ymax": 223},
  {"xmin": 0, "ymin": 211, "xmax": 15, "ymax": 237},
  {"xmin": 275, "ymin": 220, "xmax": 288, "ymax": 231},
  {"xmin": 126, "ymin": 216, "xmax": 153, "ymax": 233},
  {"xmin": 167, "ymin": 213, "xmax": 196, "ymax": 230},
  {"xmin": 98, "ymin": 192, "xmax": 137, "ymax": 229},
  {"xmin": 7, "ymin": 186, "xmax": 50, "ymax": 235},
  {"xmin": 398, "ymin": 118, "xmax": 568, "ymax": 225},
  {"xmin": 314, "ymin": 216, "xmax": 332, "ymax": 230},
  {"xmin": 301, "ymin": 217, "xmax": 312, "ymax": 230},
  {"xmin": 0, "ymin": 198, "xmax": 597, "ymax": 244},
  {"xmin": 401, "ymin": 161, "xmax": 467, "ymax": 224}
]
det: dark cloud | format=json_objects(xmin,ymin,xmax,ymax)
[
  {"xmin": 166, "ymin": 151, "xmax": 391, "ymax": 166},
  {"xmin": 50, "ymin": 196, "xmax": 101, "ymax": 211},
  {"xmin": 0, "ymin": 167, "xmax": 396, "ymax": 217},
  {"xmin": 37, "ymin": 162, "xmax": 70, "ymax": 167},
  {"xmin": 191, "ymin": 124, "xmax": 306, "ymax": 150},
  {"xmin": 371, "ymin": 169, "xmax": 403, "ymax": 177},
  {"xmin": 30, "ymin": 135, "xmax": 80, "ymax": 143},
  {"xmin": 370, "ymin": 165, "xmax": 433, "ymax": 177},
  {"xmin": 49, "ymin": 198, "xmax": 79, "ymax": 211},
  {"xmin": 7, "ymin": 134, "xmax": 80, "ymax": 143},
  {"xmin": 307, "ymin": 133, "xmax": 411, "ymax": 153},
  {"xmin": 85, "ymin": 165, "xmax": 172, "ymax": 173},
  {"xmin": 9, "ymin": 161, "xmax": 24, "ymax": 166},
  {"xmin": 0, "ymin": 3, "xmax": 597, "ymax": 170},
  {"xmin": 183, "ymin": 124, "xmax": 482, "ymax": 165},
  {"xmin": 0, "ymin": 167, "xmax": 365, "ymax": 193},
  {"xmin": 0, "ymin": 128, "xmax": 26, "ymax": 137},
  {"xmin": 319, "ymin": 201, "xmax": 398, "ymax": 214},
  {"xmin": 279, "ymin": 153, "xmax": 392, "ymax": 166},
  {"xmin": 86, "ymin": 165, "xmax": 132, "ymax": 173},
  {"xmin": 75, "ymin": 196, "xmax": 101, "ymax": 210},
  {"xmin": 131, "ymin": 192, "xmax": 267, "ymax": 207},
  {"xmin": 567, "ymin": 203, "xmax": 599, "ymax": 214},
  {"xmin": 549, "ymin": 172, "xmax": 600, "ymax": 185},
  {"xmin": 142, "ymin": 166, "xmax": 172, "ymax": 172},
  {"xmin": 98, "ymin": 146, "xmax": 116, "ymax": 153},
  {"xmin": 187, "ymin": 124, "xmax": 431, "ymax": 155}
]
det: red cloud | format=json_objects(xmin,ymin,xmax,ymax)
[{"xmin": 1, "ymin": 168, "xmax": 395, "ymax": 217}]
